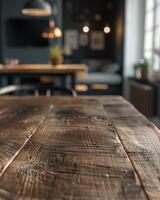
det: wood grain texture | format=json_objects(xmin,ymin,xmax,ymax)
[
  {"xmin": 0, "ymin": 98, "xmax": 51, "ymax": 177},
  {"xmin": 0, "ymin": 64, "xmax": 87, "ymax": 74},
  {"xmin": 0, "ymin": 64, "xmax": 88, "ymax": 82},
  {"xmin": 103, "ymin": 96, "xmax": 160, "ymax": 200},
  {"xmin": 0, "ymin": 97, "xmax": 147, "ymax": 200}
]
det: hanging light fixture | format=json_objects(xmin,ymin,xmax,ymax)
[
  {"xmin": 82, "ymin": 22, "xmax": 90, "ymax": 33},
  {"xmin": 104, "ymin": 26, "xmax": 111, "ymax": 34},
  {"xmin": 83, "ymin": 25, "xmax": 90, "ymax": 33},
  {"xmin": 42, "ymin": 20, "xmax": 62, "ymax": 39},
  {"xmin": 22, "ymin": 0, "xmax": 53, "ymax": 17}
]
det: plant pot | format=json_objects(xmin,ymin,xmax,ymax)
[
  {"xmin": 140, "ymin": 69, "xmax": 148, "ymax": 80},
  {"xmin": 51, "ymin": 56, "xmax": 63, "ymax": 65}
]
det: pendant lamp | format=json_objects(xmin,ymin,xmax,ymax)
[
  {"xmin": 42, "ymin": 20, "xmax": 62, "ymax": 39},
  {"xmin": 22, "ymin": 0, "xmax": 52, "ymax": 17}
]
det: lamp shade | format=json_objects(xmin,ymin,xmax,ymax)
[
  {"xmin": 22, "ymin": 0, "xmax": 52, "ymax": 17},
  {"xmin": 42, "ymin": 20, "xmax": 62, "ymax": 39}
]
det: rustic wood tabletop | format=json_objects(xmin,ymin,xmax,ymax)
[{"xmin": 0, "ymin": 96, "xmax": 159, "ymax": 200}]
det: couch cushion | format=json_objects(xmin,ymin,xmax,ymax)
[
  {"xmin": 78, "ymin": 73, "xmax": 122, "ymax": 85},
  {"xmin": 83, "ymin": 59, "xmax": 120, "ymax": 74},
  {"xmin": 101, "ymin": 63, "xmax": 120, "ymax": 73}
]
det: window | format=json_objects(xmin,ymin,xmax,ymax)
[{"xmin": 144, "ymin": 0, "xmax": 160, "ymax": 71}]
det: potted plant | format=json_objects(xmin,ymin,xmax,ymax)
[
  {"xmin": 134, "ymin": 58, "xmax": 149, "ymax": 80},
  {"xmin": 50, "ymin": 45, "xmax": 63, "ymax": 65}
]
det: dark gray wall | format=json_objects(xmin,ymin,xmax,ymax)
[
  {"xmin": 0, "ymin": 0, "xmax": 62, "ymax": 64},
  {"xmin": 62, "ymin": 0, "xmax": 124, "ymax": 71},
  {"xmin": 114, "ymin": 0, "xmax": 124, "ymax": 75}
]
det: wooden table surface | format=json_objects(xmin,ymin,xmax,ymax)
[
  {"xmin": 0, "ymin": 64, "xmax": 88, "ymax": 74},
  {"xmin": 0, "ymin": 96, "xmax": 159, "ymax": 200},
  {"xmin": 0, "ymin": 64, "xmax": 88, "ymax": 89}
]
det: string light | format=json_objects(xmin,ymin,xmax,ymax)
[
  {"xmin": 83, "ymin": 26, "xmax": 90, "ymax": 33},
  {"xmin": 42, "ymin": 20, "xmax": 62, "ymax": 39},
  {"xmin": 104, "ymin": 26, "xmax": 111, "ymax": 34}
]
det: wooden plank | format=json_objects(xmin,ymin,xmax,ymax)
[
  {"xmin": 0, "ymin": 64, "xmax": 88, "ymax": 74},
  {"xmin": 0, "ymin": 98, "xmax": 147, "ymax": 199},
  {"xmin": 103, "ymin": 97, "xmax": 160, "ymax": 200},
  {"xmin": 0, "ymin": 98, "xmax": 51, "ymax": 177}
]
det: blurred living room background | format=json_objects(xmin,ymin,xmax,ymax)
[{"xmin": 0, "ymin": 0, "xmax": 160, "ymax": 125}]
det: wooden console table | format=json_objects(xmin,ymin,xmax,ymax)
[
  {"xmin": 0, "ymin": 96, "xmax": 160, "ymax": 199},
  {"xmin": 0, "ymin": 64, "xmax": 88, "ymax": 89}
]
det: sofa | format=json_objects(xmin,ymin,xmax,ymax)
[{"xmin": 77, "ymin": 59, "xmax": 122, "ymax": 94}]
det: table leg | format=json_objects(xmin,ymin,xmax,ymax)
[
  {"xmin": 13, "ymin": 76, "xmax": 21, "ymax": 95},
  {"xmin": 70, "ymin": 73, "xmax": 76, "ymax": 89},
  {"xmin": 61, "ymin": 75, "xmax": 67, "ymax": 88}
]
